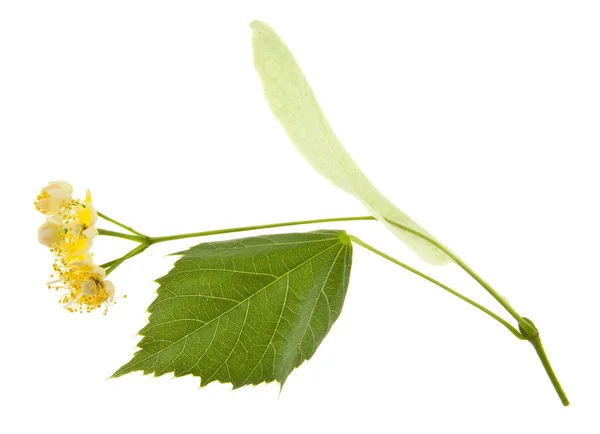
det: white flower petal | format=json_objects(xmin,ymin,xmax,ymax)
[
  {"xmin": 36, "ymin": 197, "xmax": 62, "ymax": 215},
  {"xmin": 103, "ymin": 280, "xmax": 115, "ymax": 302},
  {"xmin": 83, "ymin": 226, "xmax": 98, "ymax": 240},
  {"xmin": 92, "ymin": 265, "xmax": 106, "ymax": 280},
  {"xmin": 42, "ymin": 181, "xmax": 73, "ymax": 201}
]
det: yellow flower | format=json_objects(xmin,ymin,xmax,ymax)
[
  {"xmin": 75, "ymin": 190, "xmax": 98, "ymax": 228},
  {"xmin": 37, "ymin": 186, "xmax": 98, "ymax": 263},
  {"xmin": 37, "ymin": 182, "xmax": 119, "ymax": 313},
  {"xmin": 49, "ymin": 257, "xmax": 116, "ymax": 313},
  {"xmin": 62, "ymin": 190, "xmax": 98, "ymax": 262},
  {"xmin": 34, "ymin": 181, "xmax": 73, "ymax": 215}
]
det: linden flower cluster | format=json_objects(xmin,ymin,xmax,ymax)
[{"xmin": 35, "ymin": 181, "xmax": 115, "ymax": 313}]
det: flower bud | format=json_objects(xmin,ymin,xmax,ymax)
[
  {"xmin": 38, "ymin": 220, "xmax": 65, "ymax": 247},
  {"xmin": 35, "ymin": 181, "xmax": 73, "ymax": 215}
]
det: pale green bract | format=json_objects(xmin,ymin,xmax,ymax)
[
  {"xmin": 113, "ymin": 230, "xmax": 352, "ymax": 387},
  {"xmin": 250, "ymin": 20, "xmax": 450, "ymax": 265}
]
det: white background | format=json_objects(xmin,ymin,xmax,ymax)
[{"xmin": 1, "ymin": 1, "xmax": 599, "ymax": 433}]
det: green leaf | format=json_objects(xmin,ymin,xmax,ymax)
[
  {"xmin": 113, "ymin": 230, "xmax": 353, "ymax": 388},
  {"xmin": 250, "ymin": 20, "xmax": 450, "ymax": 265}
]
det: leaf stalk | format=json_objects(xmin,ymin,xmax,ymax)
[
  {"xmin": 384, "ymin": 218, "xmax": 569, "ymax": 406},
  {"xmin": 384, "ymin": 218, "xmax": 535, "ymax": 336},
  {"xmin": 349, "ymin": 235, "xmax": 525, "ymax": 340}
]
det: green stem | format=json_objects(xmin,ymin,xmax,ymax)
[
  {"xmin": 105, "ymin": 243, "xmax": 150, "ymax": 276},
  {"xmin": 100, "ymin": 258, "xmax": 118, "ymax": 269},
  {"xmin": 384, "ymin": 218, "xmax": 569, "ymax": 406},
  {"xmin": 98, "ymin": 228, "xmax": 149, "ymax": 243},
  {"xmin": 529, "ymin": 334, "xmax": 570, "ymax": 406},
  {"xmin": 97, "ymin": 212, "xmax": 146, "ymax": 237},
  {"xmin": 384, "ymin": 218, "xmax": 535, "ymax": 337},
  {"xmin": 350, "ymin": 235, "xmax": 525, "ymax": 340},
  {"xmin": 147, "ymin": 216, "xmax": 376, "ymax": 244}
]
